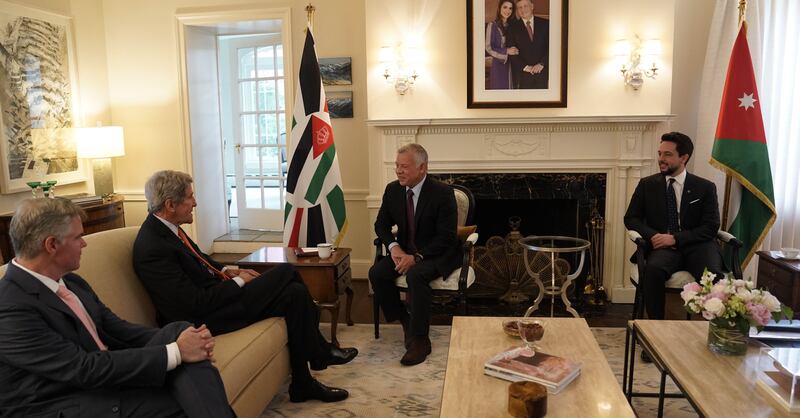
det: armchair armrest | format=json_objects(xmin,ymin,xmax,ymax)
[
  {"xmin": 456, "ymin": 233, "xmax": 479, "ymax": 288},
  {"xmin": 717, "ymin": 230, "xmax": 743, "ymax": 280},
  {"xmin": 626, "ymin": 230, "xmax": 647, "ymax": 248}
]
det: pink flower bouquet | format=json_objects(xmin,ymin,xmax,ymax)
[{"xmin": 681, "ymin": 269, "xmax": 793, "ymax": 334}]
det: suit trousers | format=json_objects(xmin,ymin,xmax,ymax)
[
  {"xmin": 240, "ymin": 264, "xmax": 330, "ymax": 387},
  {"xmin": 642, "ymin": 241, "xmax": 725, "ymax": 320},
  {"xmin": 123, "ymin": 321, "xmax": 235, "ymax": 418},
  {"xmin": 369, "ymin": 256, "xmax": 440, "ymax": 337}
]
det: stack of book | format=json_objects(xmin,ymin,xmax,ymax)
[
  {"xmin": 484, "ymin": 346, "xmax": 580, "ymax": 394},
  {"xmin": 63, "ymin": 194, "xmax": 104, "ymax": 206}
]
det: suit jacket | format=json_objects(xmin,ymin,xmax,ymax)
[
  {"xmin": 133, "ymin": 213, "xmax": 251, "ymax": 334},
  {"xmin": 374, "ymin": 178, "xmax": 460, "ymax": 277},
  {"xmin": 624, "ymin": 172, "xmax": 721, "ymax": 252},
  {"xmin": 506, "ymin": 16, "xmax": 549, "ymax": 89},
  {"xmin": 0, "ymin": 263, "xmax": 167, "ymax": 417}
]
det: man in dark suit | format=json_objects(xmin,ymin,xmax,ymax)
[
  {"xmin": 133, "ymin": 170, "xmax": 356, "ymax": 403},
  {"xmin": 0, "ymin": 198, "xmax": 234, "ymax": 417},
  {"xmin": 506, "ymin": 0, "xmax": 549, "ymax": 89},
  {"xmin": 624, "ymin": 132, "xmax": 725, "ymax": 320},
  {"xmin": 369, "ymin": 144, "xmax": 459, "ymax": 366}
]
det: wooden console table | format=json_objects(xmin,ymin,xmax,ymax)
[
  {"xmin": 0, "ymin": 195, "xmax": 125, "ymax": 263},
  {"xmin": 757, "ymin": 250, "xmax": 800, "ymax": 318},
  {"xmin": 237, "ymin": 247, "xmax": 354, "ymax": 347}
]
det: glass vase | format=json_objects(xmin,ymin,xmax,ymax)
[{"xmin": 707, "ymin": 320, "xmax": 747, "ymax": 355}]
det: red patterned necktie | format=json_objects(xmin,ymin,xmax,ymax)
[
  {"xmin": 178, "ymin": 228, "xmax": 229, "ymax": 281},
  {"xmin": 526, "ymin": 20, "xmax": 533, "ymax": 41},
  {"xmin": 56, "ymin": 283, "xmax": 108, "ymax": 351},
  {"xmin": 406, "ymin": 189, "xmax": 417, "ymax": 253}
]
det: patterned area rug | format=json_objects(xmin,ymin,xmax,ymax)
[{"xmin": 262, "ymin": 324, "xmax": 698, "ymax": 417}]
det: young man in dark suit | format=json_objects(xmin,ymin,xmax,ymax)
[
  {"xmin": 506, "ymin": 0, "xmax": 549, "ymax": 89},
  {"xmin": 133, "ymin": 170, "xmax": 356, "ymax": 403},
  {"xmin": 624, "ymin": 132, "xmax": 725, "ymax": 320},
  {"xmin": 370, "ymin": 144, "xmax": 459, "ymax": 366},
  {"xmin": 0, "ymin": 198, "xmax": 234, "ymax": 417}
]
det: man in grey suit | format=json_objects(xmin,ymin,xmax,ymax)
[{"xmin": 0, "ymin": 198, "xmax": 234, "ymax": 417}]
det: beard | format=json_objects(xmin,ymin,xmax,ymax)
[{"xmin": 660, "ymin": 162, "xmax": 680, "ymax": 176}]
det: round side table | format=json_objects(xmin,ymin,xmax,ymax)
[{"xmin": 520, "ymin": 236, "xmax": 591, "ymax": 318}]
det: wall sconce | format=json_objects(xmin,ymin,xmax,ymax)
[
  {"xmin": 614, "ymin": 35, "xmax": 661, "ymax": 90},
  {"xmin": 379, "ymin": 45, "xmax": 419, "ymax": 95},
  {"xmin": 76, "ymin": 126, "xmax": 125, "ymax": 197}
]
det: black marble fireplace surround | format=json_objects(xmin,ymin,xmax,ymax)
[{"xmin": 431, "ymin": 173, "xmax": 607, "ymax": 243}]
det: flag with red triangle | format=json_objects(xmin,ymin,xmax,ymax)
[
  {"xmin": 710, "ymin": 22, "xmax": 776, "ymax": 267},
  {"xmin": 283, "ymin": 26, "xmax": 347, "ymax": 247}
]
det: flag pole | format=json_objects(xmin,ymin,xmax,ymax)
[
  {"xmin": 722, "ymin": 0, "xmax": 748, "ymax": 230},
  {"xmin": 305, "ymin": 3, "xmax": 315, "ymax": 31}
]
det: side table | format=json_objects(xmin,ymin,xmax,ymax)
[
  {"xmin": 757, "ymin": 250, "xmax": 800, "ymax": 317},
  {"xmin": 238, "ymin": 247, "xmax": 354, "ymax": 347},
  {"xmin": 519, "ymin": 236, "xmax": 590, "ymax": 318}
]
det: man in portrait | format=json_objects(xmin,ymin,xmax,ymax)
[{"xmin": 506, "ymin": 0, "xmax": 550, "ymax": 89}]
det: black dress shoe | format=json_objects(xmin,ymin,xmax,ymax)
[
  {"xmin": 640, "ymin": 349, "xmax": 653, "ymax": 363},
  {"xmin": 310, "ymin": 346, "xmax": 358, "ymax": 371},
  {"xmin": 289, "ymin": 378, "xmax": 349, "ymax": 403}
]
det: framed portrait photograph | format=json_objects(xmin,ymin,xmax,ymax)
[
  {"xmin": 0, "ymin": 1, "xmax": 85, "ymax": 193},
  {"xmin": 467, "ymin": 0, "xmax": 568, "ymax": 108}
]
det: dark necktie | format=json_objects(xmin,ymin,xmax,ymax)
[
  {"xmin": 526, "ymin": 20, "xmax": 533, "ymax": 41},
  {"xmin": 178, "ymin": 228, "xmax": 229, "ymax": 281},
  {"xmin": 406, "ymin": 189, "xmax": 417, "ymax": 253},
  {"xmin": 666, "ymin": 178, "xmax": 680, "ymax": 234}
]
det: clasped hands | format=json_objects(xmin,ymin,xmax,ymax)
[
  {"xmin": 177, "ymin": 324, "xmax": 216, "ymax": 363},
  {"xmin": 523, "ymin": 63, "xmax": 545, "ymax": 74},
  {"xmin": 225, "ymin": 268, "xmax": 260, "ymax": 284},
  {"xmin": 390, "ymin": 246, "xmax": 416, "ymax": 275},
  {"xmin": 650, "ymin": 233, "xmax": 676, "ymax": 249}
]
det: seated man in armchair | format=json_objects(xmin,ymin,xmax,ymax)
[
  {"xmin": 624, "ymin": 131, "xmax": 725, "ymax": 320},
  {"xmin": 369, "ymin": 144, "xmax": 460, "ymax": 366}
]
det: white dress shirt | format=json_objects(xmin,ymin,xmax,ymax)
[{"xmin": 388, "ymin": 175, "xmax": 427, "ymax": 252}]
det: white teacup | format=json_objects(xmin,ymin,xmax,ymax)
[
  {"xmin": 781, "ymin": 247, "xmax": 800, "ymax": 259},
  {"xmin": 317, "ymin": 243, "xmax": 333, "ymax": 259}
]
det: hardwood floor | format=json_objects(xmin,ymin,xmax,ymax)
[{"xmin": 212, "ymin": 252, "xmax": 695, "ymax": 328}]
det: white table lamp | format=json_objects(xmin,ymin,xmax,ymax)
[{"xmin": 76, "ymin": 126, "xmax": 125, "ymax": 197}]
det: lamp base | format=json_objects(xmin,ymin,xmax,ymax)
[{"xmin": 91, "ymin": 158, "xmax": 114, "ymax": 197}]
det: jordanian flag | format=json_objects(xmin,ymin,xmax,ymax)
[
  {"xmin": 710, "ymin": 22, "xmax": 776, "ymax": 267},
  {"xmin": 283, "ymin": 26, "xmax": 347, "ymax": 247}
]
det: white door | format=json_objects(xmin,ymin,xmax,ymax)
[{"xmin": 227, "ymin": 34, "xmax": 289, "ymax": 230}]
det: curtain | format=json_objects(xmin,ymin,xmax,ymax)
[{"xmin": 694, "ymin": 0, "xmax": 798, "ymax": 276}]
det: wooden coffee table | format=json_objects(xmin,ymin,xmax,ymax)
[
  {"xmin": 440, "ymin": 316, "xmax": 634, "ymax": 417},
  {"xmin": 238, "ymin": 247, "xmax": 354, "ymax": 347},
  {"xmin": 626, "ymin": 320, "xmax": 792, "ymax": 417}
]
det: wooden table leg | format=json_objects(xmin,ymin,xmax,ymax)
[
  {"xmin": 345, "ymin": 286, "xmax": 354, "ymax": 326},
  {"xmin": 317, "ymin": 301, "xmax": 341, "ymax": 347}
]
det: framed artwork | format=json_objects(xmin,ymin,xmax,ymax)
[
  {"xmin": 0, "ymin": 1, "xmax": 85, "ymax": 193},
  {"xmin": 467, "ymin": 0, "xmax": 568, "ymax": 108},
  {"xmin": 319, "ymin": 57, "xmax": 352, "ymax": 86},
  {"xmin": 326, "ymin": 91, "xmax": 353, "ymax": 118}
]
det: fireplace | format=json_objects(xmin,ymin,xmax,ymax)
[{"xmin": 367, "ymin": 115, "xmax": 672, "ymax": 303}]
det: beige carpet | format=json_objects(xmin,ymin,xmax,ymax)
[{"xmin": 262, "ymin": 324, "xmax": 697, "ymax": 417}]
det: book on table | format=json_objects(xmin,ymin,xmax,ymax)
[{"xmin": 484, "ymin": 346, "xmax": 580, "ymax": 394}]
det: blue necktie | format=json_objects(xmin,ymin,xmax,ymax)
[{"xmin": 666, "ymin": 178, "xmax": 680, "ymax": 234}]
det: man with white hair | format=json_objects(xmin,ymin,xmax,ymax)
[{"xmin": 134, "ymin": 170, "xmax": 356, "ymax": 403}]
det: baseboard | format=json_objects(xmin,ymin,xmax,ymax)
[{"xmin": 612, "ymin": 286, "xmax": 635, "ymax": 304}]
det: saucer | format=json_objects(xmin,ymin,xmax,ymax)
[{"xmin": 777, "ymin": 251, "xmax": 800, "ymax": 260}]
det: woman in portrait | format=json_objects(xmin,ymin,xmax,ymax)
[{"xmin": 485, "ymin": 0, "xmax": 519, "ymax": 89}]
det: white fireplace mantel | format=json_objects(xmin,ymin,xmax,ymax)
[{"xmin": 367, "ymin": 115, "xmax": 674, "ymax": 303}]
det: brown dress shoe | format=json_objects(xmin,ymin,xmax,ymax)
[{"xmin": 401, "ymin": 336, "xmax": 431, "ymax": 366}]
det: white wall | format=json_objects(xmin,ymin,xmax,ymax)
[{"xmin": 365, "ymin": 0, "xmax": 676, "ymax": 120}]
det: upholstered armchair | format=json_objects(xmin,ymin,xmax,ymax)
[
  {"xmin": 372, "ymin": 184, "xmax": 478, "ymax": 338},
  {"xmin": 628, "ymin": 229, "xmax": 743, "ymax": 319}
]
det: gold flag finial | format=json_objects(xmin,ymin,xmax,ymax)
[
  {"xmin": 305, "ymin": 3, "xmax": 315, "ymax": 31},
  {"xmin": 738, "ymin": 0, "xmax": 746, "ymax": 25}
]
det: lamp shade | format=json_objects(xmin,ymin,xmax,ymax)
[{"xmin": 76, "ymin": 126, "xmax": 125, "ymax": 159}]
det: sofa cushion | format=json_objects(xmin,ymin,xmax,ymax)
[
  {"xmin": 76, "ymin": 226, "xmax": 157, "ymax": 327},
  {"xmin": 215, "ymin": 317, "xmax": 288, "ymax": 403}
]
